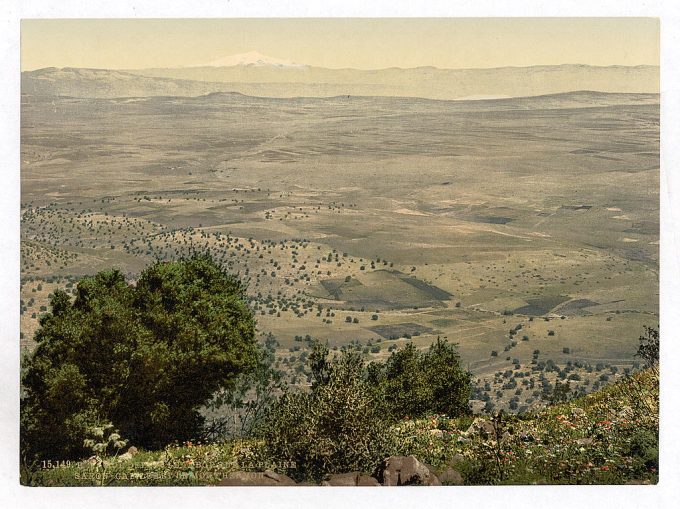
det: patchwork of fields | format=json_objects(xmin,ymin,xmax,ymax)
[{"xmin": 20, "ymin": 91, "xmax": 659, "ymax": 411}]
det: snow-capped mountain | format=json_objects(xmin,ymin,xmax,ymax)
[{"xmin": 198, "ymin": 51, "xmax": 306, "ymax": 68}]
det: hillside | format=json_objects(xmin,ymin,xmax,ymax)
[
  {"xmin": 26, "ymin": 367, "xmax": 658, "ymax": 486},
  {"xmin": 22, "ymin": 64, "xmax": 659, "ymax": 100},
  {"xmin": 21, "ymin": 67, "xmax": 240, "ymax": 98}
]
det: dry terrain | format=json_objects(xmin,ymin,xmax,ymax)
[{"xmin": 21, "ymin": 90, "xmax": 659, "ymax": 411}]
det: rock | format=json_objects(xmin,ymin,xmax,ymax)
[
  {"xmin": 571, "ymin": 408, "xmax": 586, "ymax": 418},
  {"xmin": 127, "ymin": 446, "xmax": 138, "ymax": 456},
  {"xmin": 322, "ymin": 472, "xmax": 380, "ymax": 486},
  {"xmin": 357, "ymin": 475, "xmax": 381, "ymax": 486},
  {"xmin": 379, "ymin": 455, "xmax": 441, "ymax": 486},
  {"xmin": 216, "ymin": 470, "xmax": 296, "ymax": 486},
  {"xmin": 466, "ymin": 418, "xmax": 496, "ymax": 438},
  {"xmin": 324, "ymin": 472, "xmax": 361, "ymax": 486},
  {"xmin": 86, "ymin": 455, "xmax": 101, "ymax": 466},
  {"xmin": 449, "ymin": 453, "xmax": 465, "ymax": 467},
  {"xmin": 428, "ymin": 429, "xmax": 444, "ymax": 439},
  {"xmin": 576, "ymin": 438, "xmax": 594, "ymax": 446},
  {"xmin": 439, "ymin": 468, "xmax": 464, "ymax": 486},
  {"xmin": 263, "ymin": 470, "xmax": 296, "ymax": 485},
  {"xmin": 116, "ymin": 452, "xmax": 133, "ymax": 462}
]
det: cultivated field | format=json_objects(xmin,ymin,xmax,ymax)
[{"xmin": 20, "ymin": 91, "xmax": 659, "ymax": 411}]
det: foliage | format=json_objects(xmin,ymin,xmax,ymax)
[
  {"xmin": 24, "ymin": 441, "xmax": 241, "ymax": 487},
  {"xmin": 460, "ymin": 368, "xmax": 659, "ymax": 484},
  {"xmin": 367, "ymin": 337, "xmax": 472, "ymax": 421},
  {"xmin": 30, "ymin": 366, "xmax": 659, "ymax": 486},
  {"xmin": 636, "ymin": 325, "xmax": 659, "ymax": 368},
  {"xmin": 83, "ymin": 422, "xmax": 128, "ymax": 457},
  {"xmin": 21, "ymin": 254, "xmax": 259, "ymax": 461},
  {"xmin": 200, "ymin": 333, "xmax": 284, "ymax": 441},
  {"xmin": 258, "ymin": 349, "xmax": 391, "ymax": 482},
  {"xmin": 542, "ymin": 380, "xmax": 574, "ymax": 405}
]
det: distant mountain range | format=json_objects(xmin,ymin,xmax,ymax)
[
  {"xmin": 21, "ymin": 63, "xmax": 659, "ymax": 101},
  {"xmin": 197, "ymin": 50, "xmax": 307, "ymax": 68}
]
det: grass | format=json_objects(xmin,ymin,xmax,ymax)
[{"xmin": 27, "ymin": 368, "xmax": 658, "ymax": 486}]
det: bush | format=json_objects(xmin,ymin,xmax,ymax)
[
  {"xmin": 21, "ymin": 254, "xmax": 260, "ymax": 461},
  {"xmin": 259, "ymin": 350, "xmax": 390, "ymax": 482},
  {"xmin": 636, "ymin": 326, "xmax": 659, "ymax": 368},
  {"xmin": 368, "ymin": 338, "xmax": 472, "ymax": 421}
]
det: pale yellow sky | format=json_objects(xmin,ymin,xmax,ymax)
[{"xmin": 21, "ymin": 18, "xmax": 659, "ymax": 71}]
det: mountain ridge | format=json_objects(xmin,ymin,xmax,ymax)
[{"xmin": 22, "ymin": 64, "xmax": 659, "ymax": 101}]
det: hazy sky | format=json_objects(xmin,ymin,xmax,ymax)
[{"xmin": 21, "ymin": 18, "xmax": 659, "ymax": 71}]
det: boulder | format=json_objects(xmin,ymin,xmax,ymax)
[
  {"xmin": 263, "ymin": 470, "xmax": 296, "ymax": 485},
  {"xmin": 216, "ymin": 470, "xmax": 296, "ymax": 486},
  {"xmin": 379, "ymin": 455, "xmax": 441, "ymax": 486},
  {"xmin": 357, "ymin": 475, "xmax": 381, "ymax": 486},
  {"xmin": 465, "ymin": 418, "xmax": 496, "ymax": 438},
  {"xmin": 321, "ymin": 472, "xmax": 380, "ymax": 486},
  {"xmin": 439, "ymin": 468, "xmax": 464, "ymax": 486},
  {"xmin": 448, "ymin": 453, "xmax": 465, "ymax": 467},
  {"xmin": 127, "ymin": 446, "xmax": 139, "ymax": 456},
  {"xmin": 323, "ymin": 472, "xmax": 361, "ymax": 486}
]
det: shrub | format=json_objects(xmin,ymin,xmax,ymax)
[
  {"xmin": 368, "ymin": 338, "xmax": 472, "ymax": 421},
  {"xmin": 636, "ymin": 326, "xmax": 659, "ymax": 368},
  {"xmin": 21, "ymin": 254, "xmax": 259, "ymax": 461},
  {"xmin": 259, "ymin": 350, "xmax": 390, "ymax": 482}
]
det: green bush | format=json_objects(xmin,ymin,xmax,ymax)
[
  {"xmin": 367, "ymin": 338, "xmax": 472, "ymax": 421},
  {"xmin": 259, "ymin": 350, "xmax": 390, "ymax": 482},
  {"xmin": 21, "ymin": 254, "xmax": 260, "ymax": 461}
]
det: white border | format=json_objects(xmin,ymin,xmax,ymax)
[{"xmin": 2, "ymin": 2, "xmax": 679, "ymax": 508}]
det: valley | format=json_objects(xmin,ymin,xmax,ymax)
[{"xmin": 20, "ymin": 90, "xmax": 659, "ymax": 413}]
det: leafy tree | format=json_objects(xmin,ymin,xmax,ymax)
[
  {"xmin": 21, "ymin": 254, "xmax": 259, "ymax": 460},
  {"xmin": 636, "ymin": 326, "xmax": 659, "ymax": 368},
  {"xmin": 367, "ymin": 338, "xmax": 471, "ymax": 420},
  {"xmin": 308, "ymin": 340, "xmax": 331, "ymax": 390},
  {"xmin": 260, "ymin": 350, "xmax": 390, "ymax": 482}
]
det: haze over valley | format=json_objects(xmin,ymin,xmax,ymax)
[{"xmin": 20, "ymin": 53, "xmax": 659, "ymax": 413}]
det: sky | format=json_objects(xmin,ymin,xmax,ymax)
[{"xmin": 21, "ymin": 18, "xmax": 659, "ymax": 71}]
